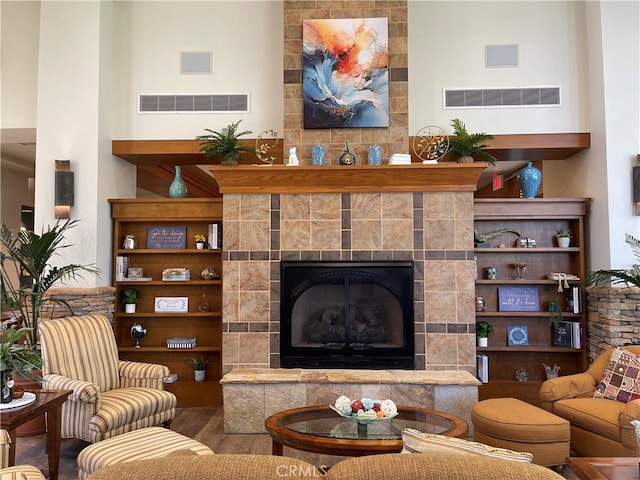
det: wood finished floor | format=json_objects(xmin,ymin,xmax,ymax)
[{"xmin": 12, "ymin": 407, "xmax": 580, "ymax": 479}]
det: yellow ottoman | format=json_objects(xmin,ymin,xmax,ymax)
[
  {"xmin": 471, "ymin": 398, "xmax": 570, "ymax": 468},
  {"xmin": 77, "ymin": 427, "xmax": 214, "ymax": 480}
]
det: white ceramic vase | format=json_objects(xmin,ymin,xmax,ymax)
[
  {"xmin": 557, "ymin": 236, "xmax": 570, "ymax": 248},
  {"xmin": 125, "ymin": 303, "xmax": 136, "ymax": 313},
  {"xmin": 477, "ymin": 337, "xmax": 488, "ymax": 347},
  {"xmin": 194, "ymin": 370, "xmax": 206, "ymax": 382},
  {"xmin": 196, "ymin": 242, "xmax": 205, "ymax": 250}
]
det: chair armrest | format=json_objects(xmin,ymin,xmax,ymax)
[
  {"xmin": 539, "ymin": 373, "xmax": 596, "ymax": 405},
  {"xmin": 118, "ymin": 360, "xmax": 170, "ymax": 389},
  {"xmin": 41, "ymin": 374, "xmax": 100, "ymax": 403},
  {"xmin": 0, "ymin": 429, "xmax": 10, "ymax": 469},
  {"xmin": 620, "ymin": 399, "xmax": 640, "ymax": 449}
]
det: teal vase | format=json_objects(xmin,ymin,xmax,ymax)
[
  {"xmin": 518, "ymin": 162, "xmax": 541, "ymax": 198},
  {"xmin": 169, "ymin": 166, "xmax": 187, "ymax": 198}
]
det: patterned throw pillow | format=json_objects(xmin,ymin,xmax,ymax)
[
  {"xmin": 594, "ymin": 347, "xmax": 640, "ymax": 403},
  {"xmin": 401, "ymin": 429, "xmax": 533, "ymax": 463}
]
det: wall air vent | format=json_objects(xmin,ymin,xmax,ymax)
[
  {"xmin": 138, "ymin": 94, "xmax": 249, "ymax": 113},
  {"xmin": 443, "ymin": 87, "xmax": 560, "ymax": 108}
]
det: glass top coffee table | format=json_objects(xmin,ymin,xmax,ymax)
[{"xmin": 265, "ymin": 404, "xmax": 468, "ymax": 457}]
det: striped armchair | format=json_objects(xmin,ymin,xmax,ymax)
[
  {"xmin": 38, "ymin": 314, "xmax": 177, "ymax": 443},
  {"xmin": 0, "ymin": 429, "xmax": 46, "ymax": 479}
]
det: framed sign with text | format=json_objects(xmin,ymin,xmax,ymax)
[
  {"xmin": 498, "ymin": 287, "xmax": 539, "ymax": 312},
  {"xmin": 147, "ymin": 226, "xmax": 187, "ymax": 249}
]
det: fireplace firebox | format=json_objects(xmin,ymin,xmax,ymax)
[{"xmin": 280, "ymin": 261, "xmax": 414, "ymax": 369}]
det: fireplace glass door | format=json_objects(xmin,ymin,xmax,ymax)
[{"xmin": 280, "ymin": 261, "xmax": 414, "ymax": 369}]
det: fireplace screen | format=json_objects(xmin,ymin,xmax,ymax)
[{"xmin": 280, "ymin": 261, "xmax": 414, "ymax": 369}]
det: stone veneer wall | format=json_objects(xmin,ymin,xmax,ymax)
[
  {"xmin": 283, "ymin": 0, "xmax": 408, "ymax": 165},
  {"xmin": 40, "ymin": 286, "xmax": 116, "ymax": 322},
  {"xmin": 221, "ymin": 191, "xmax": 476, "ymax": 375},
  {"xmin": 586, "ymin": 286, "xmax": 640, "ymax": 363}
]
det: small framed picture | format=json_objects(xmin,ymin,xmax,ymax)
[
  {"xmin": 507, "ymin": 325, "xmax": 529, "ymax": 346},
  {"xmin": 154, "ymin": 297, "xmax": 189, "ymax": 313}
]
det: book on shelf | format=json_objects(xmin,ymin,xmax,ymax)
[
  {"xmin": 164, "ymin": 373, "xmax": 178, "ymax": 383},
  {"xmin": 208, "ymin": 223, "xmax": 220, "ymax": 250},
  {"xmin": 566, "ymin": 286, "xmax": 581, "ymax": 313},
  {"xmin": 115, "ymin": 256, "xmax": 129, "ymax": 281},
  {"xmin": 476, "ymin": 353, "xmax": 489, "ymax": 383},
  {"xmin": 552, "ymin": 320, "xmax": 573, "ymax": 347},
  {"xmin": 552, "ymin": 320, "xmax": 581, "ymax": 348},
  {"xmin": 166, "ymin": 337, "xmax": 197, "ymax": 349}
]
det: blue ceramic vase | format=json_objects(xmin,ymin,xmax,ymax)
[
  {"xmin": 311, "ymin": 145, "xmax": 325, "ymax": 166},
  {"xmin": 518, "ymin": 162, "xmax": 541, "ymax": 198},
  {"xmin": 169, "ymin": 166, "xmax": 188, "ymax": 198}
]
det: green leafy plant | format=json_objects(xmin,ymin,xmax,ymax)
[
  {"xmin": 0, "ymin": 327, "xmax": 42, "ymax": 378},
  {"xmin": 476, "ymin": 321, "xmax": 494, "ymax": 338},
  {"xmin": 0, "ymin": 220, "xmax": 99, "ymax": 348},
  {"xmin": 187, "ymin": 355, "xmax": 208, "ymax": 370},
  {"xmin": 196, "ymin": 120, "xmax": 256, "ymax": 166},
  {"xmin": 194, "ymin": 234, "xmax": 207, "ymax": 243},
  {"xmin": 446, "ymin": 118, "xmax": 497, "ymax": 165},
  {"xmin": 556, "ymin": 228, "xmax": 572, "ymax": 238},
  {"xmin": 584, "ymin": 234, "xmax": 640, "ymax": 288},
  {"xmin": 121, "ymin": 288, "xmax": 140, "ymax": 305}
]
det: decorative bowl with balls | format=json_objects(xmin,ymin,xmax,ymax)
[{"xmin": 330, "ymin": 395, "xmax": 398, "ymax": 424}]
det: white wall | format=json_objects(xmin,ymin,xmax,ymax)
[
  {"xmin": 408, "ymin": 1, "xmax": 589, "ymax": 135},
  {"xmin": 112, "ymin": 1, "xmax": 284, "ymax": 139},
  {"xmin": 1, "ymin": 1, "xmax": 40, "ymax": 129}
]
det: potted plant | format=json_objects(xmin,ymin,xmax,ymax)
[
  {"xmin": 556, "ymin": 228, "xmax": 571, "ymax": 248},
  {"xmin": 0, "ymin": 220, "xmax": 98, "ymax": 349},
  {"xmin": 194, "ymin": 233, "xmax": 207, "ymax": 250},
  {"xmin": 0, "ymin": 327, "xmax": 42, "ymax": 403},
  {"xmin": 584, "ymin": 234, "xmax": 640, "ymax": 288},
  {"xmin": 187, "ymin": 355, "xmax": 208, "ymax": 382},
  {"xmin": 196, "ymin": 120, "xmax": 256, "ymax": 166},
  {"xmin": 476, "ymin": 321, "xmax": 494, "ymax": 347},
  {"xmin": 121, "ymin": 288, "xmax": 140, "ymax": 313},
  {"xmin": 446, "ymin": 118, "xmax": 497, "ymax": 165}
]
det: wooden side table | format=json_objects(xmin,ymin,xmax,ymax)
[
  {"xmin": 567, "ymin": 457, "xmax": 640, "ymax": 480},
  {"xmin": 1, "ymin": 389, "xmax": 72, "ymax": 480}
]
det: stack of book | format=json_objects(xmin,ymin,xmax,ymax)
[
  {"xmin": 551, "ymin": 320, "xmax": 581, "ymax": 349},
  {"xmin": 162, "ymin": 268, "xmax": 191, "ymax": 281},
  {"xmin": 389, "ymin": 153, "xmax": 412, "ymax": 165},
  {"xmin": 166, "ymin": 337, "xmax": 197, "ymax": 349}
]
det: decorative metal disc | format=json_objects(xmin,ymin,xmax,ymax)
[
  {"xmin": 412, "ymin": 126, "xmax": 449, "ymax": 163},
  {"xmin": 255, "ymin": 130, "xmax": 280, "ymax": 165}
]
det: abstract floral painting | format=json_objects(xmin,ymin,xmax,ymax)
[{"xmin": 303, "ymin": 18, "xmax": 389, "ymax": 129}]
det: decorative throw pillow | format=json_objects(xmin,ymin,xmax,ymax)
[
  {"xmin": 401, "ymin": 428, "xmax": 533, "ymax": 463},
  {"xmin": 594, "ymin": 347, "xmax": 640, "ymax": 403}
]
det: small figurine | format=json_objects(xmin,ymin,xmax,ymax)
[
  {"xmin": 287, "ymin": 146, "xmax": 299, "ymax": 166},
  {"xmin": 475, "ymin": 296, "xmax": 486, "ymax": 312},
  {"xmin": 339, "ymin": 142, "xmax": 356, "ymax": 165}
]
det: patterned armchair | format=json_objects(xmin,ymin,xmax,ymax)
[
  {"xmin": 0, "ymin": 429, "xmax": 46, "ymax": 479},
  {"xmin": 38, "ymin": 314, "xmax": 176, "ymax": 443}
]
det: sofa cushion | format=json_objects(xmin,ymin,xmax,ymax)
[
  {"xmin": 401, "ymin": 428, "xmax": 533, "ymax": 462},
  {"xmin": 324, "ymin": 453, "xmax": 565, "ymax": 480},
  {"xmin": 594, "ymin": 347, "xmax": 640, "ymax": 403},
  {"xmin": 553, "ymin": 397, "xmax": 623, "ymax": 441}
]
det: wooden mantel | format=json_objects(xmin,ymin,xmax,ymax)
[{"xmin": 207, "ymin": 163, "xmax": 488, "ymax": 194}]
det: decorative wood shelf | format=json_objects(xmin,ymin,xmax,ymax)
[
  {"xmin": 112, "ymin": 133, "xmax": 590, "ymax": 166},
  {"xmin": 208, "ymin": 163, "xmax": 488, "ymax": 194}
]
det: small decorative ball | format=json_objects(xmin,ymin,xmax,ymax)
[
  {"xmin": 361, "ymin": 398, "xmax": 374, "ymax": 410},
  {"xmin": 334, "ymin": 395, "xmax": 351, "ymax": 413},
  {"xmin": 380, "ymin": 399, "xmax": 397, "ymax": 416},
  {"xmin": 351, "ymin": 399, "xmax": 364, "ymax": 413}
]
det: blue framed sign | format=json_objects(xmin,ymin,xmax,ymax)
[
  {"xmin": 498, "ymin": 287, "xmax": 539, "ymax": 312},
  {"xmin": 507, "ymin": 325, "xmax": 529, "ymax": 346},
  {"xmin": 147, "ymin": 226, "xmax": 187, "ymax": 249}
]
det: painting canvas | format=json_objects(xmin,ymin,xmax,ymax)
[{"xmin": 303, "ymin": 18, "xmax": 389, "ymax": 129}]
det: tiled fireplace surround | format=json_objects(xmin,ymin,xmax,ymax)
[{"xmin": 219, "ymin": 187, "xmax": 481, "ymax": 433}]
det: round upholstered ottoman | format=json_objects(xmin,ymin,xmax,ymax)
[
  {"xmin": 471, "ymin": 398, "xmax": 570, "ymax": 468},
  {"xmin": 77, "ymin": 427, "xmax": 214, "ymax": 480}
]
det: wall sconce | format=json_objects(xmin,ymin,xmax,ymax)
[{"xmin": 54, "ymin": 159, "xmax": 74, "ymax": 219}]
